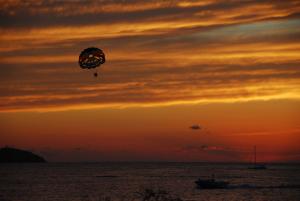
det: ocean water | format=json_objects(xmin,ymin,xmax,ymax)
[{"xmin": 0, "ymin": 162, "xmax": 299, "ymax": 201}]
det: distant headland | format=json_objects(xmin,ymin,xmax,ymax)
[{"xmin": 0, "ymin": 147, "xmax": 46, "ymax": 163}]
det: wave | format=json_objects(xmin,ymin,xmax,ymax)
[
  {"xmin": 227, "ymin": 184, "xmax": 300, "ymax": 189},
  {"xmin": 95, "ymin": 175, "xmax": 119, "ymax": 178}
]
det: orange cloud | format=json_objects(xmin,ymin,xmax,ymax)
[{"xmin": 0, "ymin": 0, "xmax": 300, "ymax": 113}]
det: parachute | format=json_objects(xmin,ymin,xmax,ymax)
[{"xmin": 79, "ymin": 47, "xmax": 105, "ymax": 77}]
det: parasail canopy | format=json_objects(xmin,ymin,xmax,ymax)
[{"xmin": 79, "ymin": 47, "xmax": 105, "ymax": 69}]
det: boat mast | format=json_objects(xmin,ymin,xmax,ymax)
[{"xmin": 254, "ymin": 145, "xmax": 257, "ymax": 166}]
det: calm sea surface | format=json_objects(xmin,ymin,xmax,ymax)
[{"xmin": 0, "ymin": 162, "xmax": 299, "ymax": 201}]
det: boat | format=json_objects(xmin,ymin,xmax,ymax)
[
  {"xmin": 248, "ymin": 146, "xmax": 267, "ymax": 170},
  {"xmin": 195, "ymin": 175, "xmax": 229, "ymax": 189},
  {"xmin": 249, "ymin": 164, "xmax": 266, "ymax": 170}
]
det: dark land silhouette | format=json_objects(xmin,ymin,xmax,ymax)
[{"xmin": 0, "ymin": 147, "xmax": 46, "ymax": 163}]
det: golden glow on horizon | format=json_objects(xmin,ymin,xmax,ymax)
[{"xmin": 1, "ymin": 99, "xmax": 299, "ymax": 162}]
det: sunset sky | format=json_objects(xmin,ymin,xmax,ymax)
[{"xmin": 0, "ymin": 0, "xmax": 299, "ymax": 162}]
